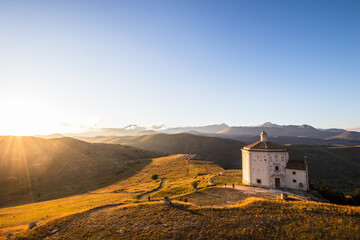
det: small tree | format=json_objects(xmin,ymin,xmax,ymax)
[
  {"xmin": 191, "ymin": 181, "xmax": 198, "ymax": 189},
  {"xmin": 151, "ymin": 174, "xmax": 158, "ymax": 180}
]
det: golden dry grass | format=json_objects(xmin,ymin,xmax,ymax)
[
  {"xmin": 2, "ymin": 153, "xmax": 360, "ymax": 239},
  {"xmin": 14, "ymin": 198, "xmax": 360, "ymax": 240}
]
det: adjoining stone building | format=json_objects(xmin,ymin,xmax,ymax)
[{"xmin": 241, "ymin": 131, "xmax": 309, "ymax": 191}]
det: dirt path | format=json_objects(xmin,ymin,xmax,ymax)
[
  {"xmin": 138, "ymin": 179, "xmax": 166, "ymax": 200},
  {"xmin": 219, "ymin": 185, "xmax": 327, "ymax": 202}
]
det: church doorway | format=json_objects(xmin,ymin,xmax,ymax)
[{"xmin": 275, "ymin": 178, "xmax": 280, "ymax": 189}]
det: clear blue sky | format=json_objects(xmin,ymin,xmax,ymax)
[{"xmin": 0, "ymin": 0, "xmax": 359, "ymax": 134}]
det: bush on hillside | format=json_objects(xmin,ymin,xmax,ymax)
[
  {"xmin": 191, "ymin": 181, "xmax": 198, "ymax": 189},
  {"xmin": 151, "ymin": 174, "xmax": 158, "ymax": 180},
  {"xmin": 318, "ymin": 185, "xmax": 346, "ymax": 204}
]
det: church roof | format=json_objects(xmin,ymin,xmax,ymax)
[
  {"xmin": 243, "ymin": 141, "xmax": 287, "ymax": 151},
  {"xmin": 286, "ymin": 159, "xmax": 307, "ymax": 170}
]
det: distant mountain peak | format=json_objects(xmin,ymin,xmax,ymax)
[
  {"xmin": 163, "ymin": 123, "xmax": 229, "ymax": 134},
  {"xmin": 259, "ymin": 122, "xmax": 280, "ymax": 128},
  {"xmin": 299, "ymin": 124, "xmax": 315, "ymax": 129}
]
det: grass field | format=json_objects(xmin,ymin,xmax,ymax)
[
  {"xmin": 182, "ymin": 187, "xmax": 255, "ymax": 206},
  {"xmin": 211, "ymin": 169, "xmax": 243, "ymax": 186},
  {"xmin": 14, "ymin": 199, "xmax": 360, "ymax": 240}
]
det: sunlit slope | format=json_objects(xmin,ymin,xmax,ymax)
[
  {"xmin": 80, "ymin": 133, "xmax": 246, "ymax": 169},
  {"xmin": 16, "ymin": 199, "xmax": 360, "ymax": 240},
  {"xmin": 94, "ymin": 154, "xmax": 223, "ymax": 197},
  {"xmin": 0, "ymin": 154, "xmax": 224, "ymax": 238},
  {"xmin": 0, "ymin": 136, "xmax": 158, "ymax": 207}
]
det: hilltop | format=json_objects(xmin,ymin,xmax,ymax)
[{"xmin": 0, "ymin": 136, "xmax": 158, "ymax": 207}]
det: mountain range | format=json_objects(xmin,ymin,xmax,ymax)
[{"xmin": 39, "ymin": 122, "xmax": 360, "ymax": 145}]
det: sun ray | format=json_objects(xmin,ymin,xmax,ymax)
[{"xmin": 18, "ymin": 137, "xmax": 35, "ymax": 203}]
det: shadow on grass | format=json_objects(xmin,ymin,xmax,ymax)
[
  {"xmin": 171, "ymin": 203, "xmax": 203, "ymax": 216},
  {"xmin": 195, "ymin": 191, "xmax": 222, "ymax": 198},
  {"xmin": 91, "ymin": 203, "xmax": 125, "ymax": 212}
]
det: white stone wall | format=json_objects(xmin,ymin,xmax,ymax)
[
  {"xmin": 268, "ymin": 152, "xmax": 288, "ymax": 188},
  {"xmin": 242, "ymin": 150, "xmax": 291, "ymax": 189},
  {"xmin": 241, "ymin": 150, "xmax": 251, "ymax": 185},
  {"xmin": 285, "ymin": 169, "xmax": 308, "ymax": 191},
  {"xmin": 242, "ymin": 146, "xmax": 308, "ymax": 191},
  {"xmin": 248, "ymin": 151, "xmax": 270, "ymax": 187}
]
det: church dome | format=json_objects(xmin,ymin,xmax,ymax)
[
  {"xmin": 243, "ymin": 131, "xmax": 287, "ymax": 151},
  {"xmin": 243, "ymin": 141, "xmax": 287, "ymax": 151}
]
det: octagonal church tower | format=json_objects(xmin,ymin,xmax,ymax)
[{"xmin": 241, "ymin": 131, "xmax": 309, "ymax": 190}]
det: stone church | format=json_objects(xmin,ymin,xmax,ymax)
[{"xmin": 241, "ymin": 131, "xmax": 309, "ymax": 191}]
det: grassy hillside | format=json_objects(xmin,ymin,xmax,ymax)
[
  {"xmin": 80, "ymin": 134, "xmax": 360, "ymax": 192},
  {"xmin": 327, "ymin": 131, "xmax": 360, "ymax": 140},
  {"xmin": 79, "ymin": 133, "xmax": 245, "ymax": 169},
  {"xmin": 287, "ymin": 145, "xmax": 360, "ymax": 192},
  {"xmin": 0, "ymin": 154, "xmax": 224, "ymax": 238},
  {"xmin": 0, "ymin": 136, "xmax": 158, "ymax": 207},
  {"xmin": 15, "ymin": 199, "xmax": 360, "ymax": 240},
  {"xmin": 1, "ymin": 153, "xmax": 360, "ymax": 239}
]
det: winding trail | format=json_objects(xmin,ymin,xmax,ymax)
[{"xmin": 139, "ymin": 179, "xmax": 166, "ymax": 200}]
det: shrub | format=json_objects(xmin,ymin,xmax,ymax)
[
  {"xmin": 191, "ymin": 181, "xmax": 198, "ymax": 189},
  {"xmin": 353, "ymin": 188, "xmax": 360, "ymax": 202},
  {"xmin": 151, "ymin": 174, "xmax": 158, "ymax": 180},
  {"xmin": 318, "ymin": 185, "xmax": 346, "ymax": 204}
]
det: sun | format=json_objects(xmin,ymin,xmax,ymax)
[{"xmin": 0, "ymin": 95, "xmax": 64, "ymax": 136}]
